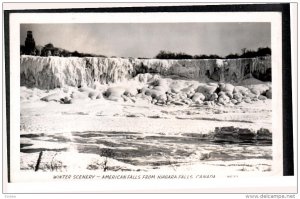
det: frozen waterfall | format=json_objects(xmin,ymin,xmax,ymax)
[{"xmin": 20, "ymin": 55, "xmax": 271, "ymax": 89}]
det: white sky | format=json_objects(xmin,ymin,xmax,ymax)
[{"xmin": 21, "ymin": 23, "xmax": 270, "ymax": 58}]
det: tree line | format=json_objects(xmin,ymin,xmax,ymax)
[
  {"xmin": 154, "ymin": 47, "xmax": 271, "ymax": 59},
  {"xmin": 21, "ymin": 42, "xmax": 106, "ymax": 58}
]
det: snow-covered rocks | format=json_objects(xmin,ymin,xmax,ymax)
[
  {"xmin": 34, "ymin": 74, "xmax": 271, "ymax": 107},
  {"xmin": 219, "ymin": 83, "xmax": 235, "ymax": 95},
  {"xmin": 196, "ymin": 84, "xmax": 218, "ymax": 100},
  {"xmin": 105, "ymin": 87, "xmax": 126, "ymax": 100},
  {"xmin": 40, "ymin": 92, "xmax": 68, "ymax": 103},
  {"xmin": 192, "ymin": 92, "xmax": 205, "ymax": 102},
  {"xmin": 213, "ymin": 126, "xmax": 272, "ymax": 144},
  {"xmin": 265, "ymin": 88, "xmax": 272, "ymax": 99}
]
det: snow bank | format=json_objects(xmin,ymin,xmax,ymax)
[{"xmin": 20, "ymin": 55, "xmax": 271, "ymax": 89}]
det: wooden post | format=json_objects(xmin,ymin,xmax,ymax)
[{"xmin": 35, "ymin": 151, "xmax": 43, "ymax": 172}]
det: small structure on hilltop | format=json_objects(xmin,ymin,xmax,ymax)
[
  {"xmin": 24, "ymin": 31, "xmax": 36, "ymax": 55},
  {"xmin": 20, "ymin": 30, "xmax": 106, "ymax": 57}
]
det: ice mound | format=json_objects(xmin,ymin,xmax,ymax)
[
  {"xmin": 105, "ymin": 87, "xmax": 127, "ymax": 102},
  {"xmin": 196, "ymin": 84, "xmax": 218, "ymax": 100},
  {"xmin": 27, "ymin": 73, "xmax": 271, "ymax": 106},
  {"xmin": 239, "ymin": 77, "xmax": 264, "ymax": 85},
  {"xmin": 213, "ymin": 126, "xmax": 272, "ymax": 144},
  {"xmin": 239, "ymin": 78, "xmax": 271, "ymax": 96},
  {"xmin": 40, "ymin": 91, "xmax": 68, "ymax": 102},
  {"xmin": 265, "ymin": 88, "xmax": 272, "ymax": 99}
]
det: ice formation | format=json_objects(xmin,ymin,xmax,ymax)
[{"xmin": 20, "ymin": 55, "xmax": 271, "ymax": 89}]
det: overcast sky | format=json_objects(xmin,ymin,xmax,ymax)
[{"xmin": 20, "ymin": 23, "xmax": 270, "ymax": 58}]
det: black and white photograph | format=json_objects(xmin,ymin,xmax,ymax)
[
  {"xmin": 3, "ymin": 3, "xmax": 296, "ymax": 194},
  {"xmin": 19, "ymin": 22, "xmax": 274, "ymax": 173}
]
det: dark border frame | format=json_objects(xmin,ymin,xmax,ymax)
[{"xmin": 3, "ymin": 2, "xmax": 294, "ymax": 192}]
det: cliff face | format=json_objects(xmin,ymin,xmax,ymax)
[{"xmin": 20, "ymin": 56, "xmax": 271, "ymax": 89}]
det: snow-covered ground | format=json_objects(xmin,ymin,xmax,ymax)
[
  {"xmin": 20, "ymin": 75, "xmax": 272, "ymax": 174},
  {"xmin": 19, "ymin": 55, "xmax": 273, "ymax": 175}
]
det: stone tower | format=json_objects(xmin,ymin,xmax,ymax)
[{"xmin": 25, "ymin": 31, "xmax": 36, "ymax": 55}]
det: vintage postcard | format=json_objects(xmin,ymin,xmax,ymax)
[{"xmin": 3, "ymin": 3, "xmax": 296, "ymax": 194}]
